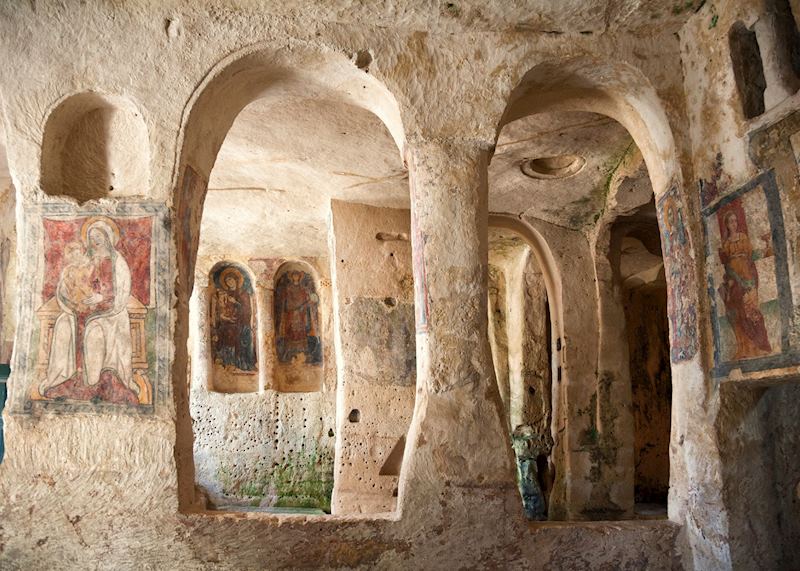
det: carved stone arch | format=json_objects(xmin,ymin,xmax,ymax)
[
  {"xmin": 171, "ymin": 43, "xmax": 408, "ymax": 509},
  {"xmin": 494, "ymin": 54, "xmax": 701, "ymax": 522}
]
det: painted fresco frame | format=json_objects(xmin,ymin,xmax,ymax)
[
  {"xmin": 10, "ymin": 202, "xmax": 171, "ymax": 415},
  {"xmin": 702, "ymin": 170, "xmax": 798, "ymax": 377}
]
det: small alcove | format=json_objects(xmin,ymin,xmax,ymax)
[
  {"xmin": 41, "ymin": 92, "xmax": 150, "ymax": 201},
  {"xmin": 729, "ymin": 21, "xmax": 768, "ymax": 119}
]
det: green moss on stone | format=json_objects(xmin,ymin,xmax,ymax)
[{"xmin": 217, "ymin": 446, "xmax": 334, "ymax": 513}]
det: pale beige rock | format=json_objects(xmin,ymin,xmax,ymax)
[{"xmin": 0, "ymin": 1, "xmax": 797, "ymax": 569}]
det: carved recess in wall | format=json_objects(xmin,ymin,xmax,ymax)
[
  {"xmin": 14, "ymin": 202, "xmax": 169, "ymax": 414},
  {"xmin": 656, "ymin": 186, "xmax": 699, "ymax": 363}
]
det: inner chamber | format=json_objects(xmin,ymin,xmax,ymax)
[
  {"xmin": 488, "ymin": 110, "xmax": 672, "ymax": 520},
  {"xmin": 187, "ymin": 94, "xmax": 415, "ymax": 515}
]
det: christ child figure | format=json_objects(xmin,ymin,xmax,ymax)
[{"xmin": 59, "ymin": 241, "xmax": 94, "ymax": 315}]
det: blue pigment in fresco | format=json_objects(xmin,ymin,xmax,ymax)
[{"xmin": 210, "ymin": 264, "xmax": 257, "ymax": 372}]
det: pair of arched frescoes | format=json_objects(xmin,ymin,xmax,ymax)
[{"xmin": 208, "ymin": 261, "xmax": 322, "ymax": 388}]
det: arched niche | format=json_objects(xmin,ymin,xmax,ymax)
[
  {"xmin": 497, "ymin": 57, "xmax": 679, "ymax": 194},
  {"xmin": 272, "ymin": 260, "xmax": 323, "ymax": 393},
  {"xmin": 486, "ymin": 222, "xmax": 558, "ymax": 520},
  {"xmin": 173, "ymin": 43, "xmax": 410, "ymax": 514},
  {"xmin": 175, "ymin": 45, "xmax": 405, "ymax": 190},
  {"xmin": 488, "ymin": 215, "xmax": 564, "ymax": 347},
  {"xmin": 492, "ymin": 55, "xmax": 697, "ymax": 522},
  {"xmin": 208, "ymin": 261, "xmax": 259, "ymax": 393},
  {"xmin": 41, "ymin": 91, "xmax": 151, "ymax": 202}
]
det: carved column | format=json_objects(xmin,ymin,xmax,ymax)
[
  {"xmin": 189, "ymin": 282, "xmax": 211, "ymax": 392},
  {"xmin": 398, "ymin": 139, "xmax": 519, "ymax": 518},
  {"xmin": 253, "ymin": 280, "xmax": 271, "ymax": 393}
]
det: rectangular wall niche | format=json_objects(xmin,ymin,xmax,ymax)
[
  {"xmin": 12, "ymin": 202, "xmax": 169, "ymax": 414},
  {"xmin": 729, "ymin": 21, "xmax": 767, "ymax": 119}
]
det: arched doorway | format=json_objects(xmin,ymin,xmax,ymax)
[
  {"xmin": 488, "ymin": 57, "xmax": 696, "ymax": 521},
  {"xmin": 175, "ymin": 44, "xmax": 414, "ymax": 515}
]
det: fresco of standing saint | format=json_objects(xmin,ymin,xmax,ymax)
[
  {"xmin": 717, "ymin": 207, "xmax": 774, "ymax": 360},
  {"xmin": 702, "ymin": 172, "xmax": 790, "ymax": 375},
  {"xmin": 274, "ymin": 268, "xmax": 322, "ymax": 365},
  {"xmin": 210, "ymin": 265, "xmax": 257, "ymax": 372},
  {"xmin": 656, "ymin": 190, "xmax": 698, "ymax": 363}
]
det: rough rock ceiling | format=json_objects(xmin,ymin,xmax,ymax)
[
  {"xmin": 201, "ymin": 97, "xmax": 407, "ymax": 258},
  {"xmin": 205, "ymin": 0, "xmax": 702, "ymax": 34},
  {"xmin": 620, "ymin": 235, "xmax": 664, "ymax": 287},
  {"xmin": 489, "ymin": 111, "xmax": 647, "ymax": 229},
  {"xmin": 615, "ymin": 200, "xmax": 665, "ymax": 287},
  {"xmin": 488, "ymin": 228, "xmax": 532, "ymax": 268}
]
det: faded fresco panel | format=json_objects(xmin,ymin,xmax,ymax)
[
  {"xmin": 702, "ymin": 171, "xmax": 796, "ymax": 376},
  {"xmin": 273, "ymin": 262, "xmax": 322, "ymax": 392},
  {"xmin": 275, "ymin": 265, "xmax": 321, "ymax": 366},
  {"xmin": 656, "ymin": 186, "xmax": 698, "ymax": 363},
  {"xmin": 209, "ymin": 263, "xmax": 257, "ymax": 392},
  {"xmin": 14, "ymin": 203, "xmax": 169, "ymax": 414}
]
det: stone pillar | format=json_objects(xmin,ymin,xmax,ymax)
[
  {"xmin": 518, "ymin": 250, "xmax": 552, "ymax": 442},
  {"xmin": 328, "ymin": 202, "xmax": 416, "ymax": 515},
  {"xmin": 398, "ymin": 139, "xmax": 519, "ymax": 518},
  {"xmin": 189, "ymin": 283, "xmax": 211, "ymax": 392},
  {"xmin": 504, "ymin": 248, "xmax": 528, "ymax": 431},
  {"xmin": 589, "ymin": 227, "xmax": 635, "ymax": 518},
  {"xmin": 253, "ymin": 281, "xmax": 271, "ymax": 393},
  {"xmin": 487, "ymin": 263, "xmax": 510, "ymax": 426}
]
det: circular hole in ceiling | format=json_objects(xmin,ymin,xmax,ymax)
[{"xmin": 520, "ymin": 155, "xmax": 586, "ymax": 179}]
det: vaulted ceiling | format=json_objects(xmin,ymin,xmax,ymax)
[{"xmin": 202, "ymin": 99, "xmax": 653, "ymax": 258}]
